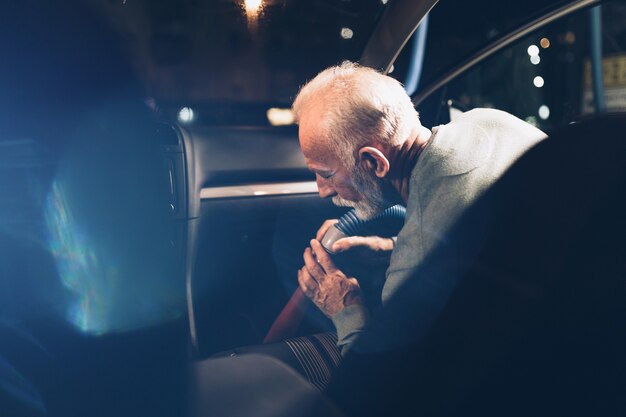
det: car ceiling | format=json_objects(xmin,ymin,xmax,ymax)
[{"xmin": 87, "ymin": 0, "xmax": 386, "ymax": 105}]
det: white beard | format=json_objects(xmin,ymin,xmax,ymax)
[{"xmin": 331, "ymin": 166, "xmax": 392, "ymax": 220}]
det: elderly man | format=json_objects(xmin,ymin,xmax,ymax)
[{"xmin": 293, "ymin": 61, "xmax": 546, "ymax": 352}]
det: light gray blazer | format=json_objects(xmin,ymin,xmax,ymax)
[{"xmin": 333, "ymin": 108, "xmax": 547, "ymax": 351}]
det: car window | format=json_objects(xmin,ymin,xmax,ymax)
[
  {"xmin": 415, "ymin": 2, "xmax": 626, "ymax": 131},
  {"xmin": 390, "ymin": 0, "xmax": 569, "ymax": 91}
]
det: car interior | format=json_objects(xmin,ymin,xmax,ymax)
[{"xmin": 1, "ymin": 0, "xmax": 625, "ymax": 416}]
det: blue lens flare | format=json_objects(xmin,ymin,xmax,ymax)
[
  {"xmin": 45, "ymin": 180, "xmax": 120, "ymax": 334},
  {"xmin": 2, "ymin": 100, "xmax": 186, "ymax": 335},
  {"xmin": 45, "ymin": 179, "xmax": 185, "ymax": 335},
  {"xmin": 0, "ymin": 354, "xmax": 46, "ymax": 415},
  {"xmin": 43, "ymin": 142, "xmax": 185, "ymax": 335},
  {"xmin": 45, "ymin": 175, "xmax": 185, "ymax": 335}
]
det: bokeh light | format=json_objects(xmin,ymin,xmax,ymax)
[
  {"xmin": 341, "ymin": 27, "xmax": 354, "ymax": 40},
  {"xmin": 178, "ymin": 107, "xmax": 194, "ymax": 123}
]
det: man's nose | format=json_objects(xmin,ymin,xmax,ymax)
[{"xmin": 316, "ymin": 177, "xmax": 335, "ymax": 199}]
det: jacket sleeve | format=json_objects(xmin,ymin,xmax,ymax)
[{"xmin": 331, "ymin": 304, "xmax": 370, "ymax": 354}]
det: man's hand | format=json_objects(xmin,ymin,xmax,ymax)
[
  {"xmin": 315, "ymin": 219, "xmax": 340, "ymax": 241},
  {"xmin": 332, "ymin": 235, "xmax": 394, "ymax": 254},
  {"xmin": 298, "ymin": 239, "xmax": 363, "ymax": 317},
  {"xmin": 332, "ymin": 235, "xmax": 395, "ymax": 265},
  {"xmin": 316, "ymin": 218, "xmax": 395, "ymax": 264}
]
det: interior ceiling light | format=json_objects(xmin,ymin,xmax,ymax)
[{"xmin": 245, "ymin": 0, "xmax": 263, "ymax": 18}]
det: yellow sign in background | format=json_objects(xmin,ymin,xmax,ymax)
[
  {"xmin": 584, "ymin": 54, "xmax": 626, "ymax": 88},
  {"xmin": 583, "ymin": 54, "xmax": 626, "ymax": 113}
]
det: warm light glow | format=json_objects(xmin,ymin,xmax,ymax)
[
  {"xmin": 341, "ymin": 27, "xmax": 354, "ymax": 40},
  {"xmin": 245, "ymin": 0, "xmax": 262, "ymax": 11},
  {"xmin": 538, "ymin": 105, "xmax": 550, "ymax": 120},
  {"xmin": 530, "ymin": 55, "xmax": 541, "ymax": 65},
  {"xmin": 267, "ymin": 108, "xmax": 295, "ymax": 126},
  {"xmin": 527, "ymin": 45, "xmax": 540, "ymax": 57},
  {"xmin": 178, "ymin": 107, "xmax": 194, "ymax": 123},
  {"xmin": 245, "ymin": 0, "xmax": 263, "ymax": 17},
  {"xmin": 533, "ymin": 76, "xmax": 545, "ymax": 88},
  {"xmin": 540, "ymin": 38, "xmax": 550, "ymax": 48}
]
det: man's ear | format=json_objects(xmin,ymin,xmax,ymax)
[{"xmin": 358, "ymin": 146, "xmax": 390, "ymax": 178}]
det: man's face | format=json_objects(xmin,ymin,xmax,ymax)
[
  {"xmin": 333, "ymin": 162, "xmax": 392, "ymax": 220},
  {"xmin": 299, "ymin": 112, "xmax": 392, "ymax": 220}
]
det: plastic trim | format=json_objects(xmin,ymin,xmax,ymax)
[{"xmin": 200, "ymin": 181, "xmax": 318, "ymax": 200}]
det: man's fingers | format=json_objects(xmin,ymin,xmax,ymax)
[
  {"xmin": 298, "ymin": 268, "xmax": 315, "ymax": 297},
  {"xmin": 303, "ymin": 247, "xmax": 326, "ymax": 279},
  {"xmin": 297, "ymin": 269, "xmax": 308, "ymax": 294},
  {"xmin": 332, "ymin": 236, "xmax": 395, "ymax": 252},
  {"xmin": 332, "ymin": 236, "xmax": 369, "ymax": 252},
  {"xmin": 310, "ymin": 239, "xmax": 338, "ymax": 273},
  {"xmin": 316, "ymin": 219, "xmax": 339, "ymax": 241},
  {"xmin": 348, "ymin": 277, "xmax": 360, "ymax": 286}
]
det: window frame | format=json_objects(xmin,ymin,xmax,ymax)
[{"xmin": 412, "ymin": 0, "xmax": 600, "ymax": 107}]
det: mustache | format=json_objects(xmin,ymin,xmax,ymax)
[
  {"xmin": 332, "ymin": 168, "xmax": 394, "ymax": 220},
  {"xmin": 332, "ymin": 195, "xmax": 381, "ymax": 221},
  {"xmin": 332, "ymin": 196, "xmax": 356, "ymax": 207}
]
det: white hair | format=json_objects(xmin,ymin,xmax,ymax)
[{"xmin": 292, "ymin": 61, "xmax": 419, "ymax": 167}]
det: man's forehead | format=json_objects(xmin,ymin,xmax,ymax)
[
  {"xmin": 299, "ymin": 122, "xmax": 331, "ymax": 160},
  {"xmin": 297, "ymin": 101, "xmax": 343, "ymax": 168},
  {"xmin": 304, "ymin": 157, "xmax": 332, "ymax": 172},
  {"xmin": 300, "ymin": 137, "xmax": 343, "ymax": 175},
  {"xmin": 302, "ymin": 143, "xmax": 335, "ymax": 170},
  {"xmin": 300, "ymin": 134, "xmax": 327, "ymax": 157}
]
